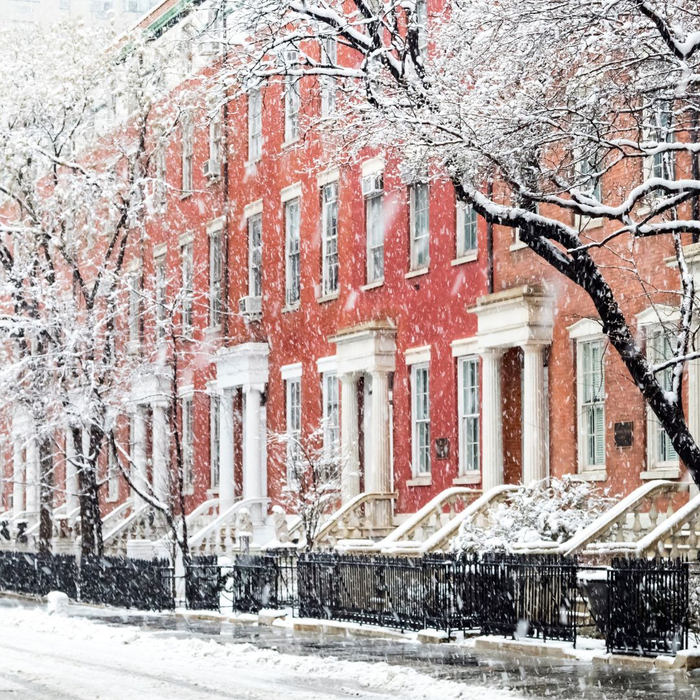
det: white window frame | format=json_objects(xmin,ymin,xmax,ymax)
[
  {"xmin": 248, "ymin": 88, "xmax": 262, "ymax": 162},
  {"xmin": 181, "ymin": 394, "xmax": 194, "ymax": 493},
  {"xmin": 322, "ymin": 371, "xmax": 340, "ymax": 460},
  {"xmin": 284, "ymin": 372, "xmax": 302, "ymax": 487},
  {"xmin": 456, "ymin": 200, "xmax": 478, "ymax": 259},
  {"xmin": 107, "ymin": 441, "xmax": 119, "ymax": 502},
  {"xmin": 644, "ymin": 100, "xmax": 675, "ymax": 185},
  {"xmin": 154, "ymin": 252, "xmax": 167, "ymax": 342},
  {"xmin": 458, "ymin": 356, "xmax": 480, "ymax": 476},
  {"xmin": 575, "ymin": 335, "xmax": 606, "ymax": 474},
  {"xmin": 155, "ymin": 144, "xmax": 167, "ymax": 212},
  {"xmin": 128, "ymin": 270, "xmax": 141, "ymax": 348},
  {"xmin": 284, "ymin": 49, "xmax": 301, "ymax": 144},
  {"xmin": 320, "ymin": 36, "xmax": 337, "ymax": 117},
  {"xmin": 409, "ymin": 181, "xmax": 430, "ymax": 270},
  {"xmin": 208, "ymin": 220, "xmax": 223, "ymax": 328},
  {"xmin": 208, "ymin": 110, "xmax": 222, "ymax": 172},
  {"xmin": 321, "ymin": 181, "xmax": 339, "ymax": 297},
  {"xmin": 181, "ymin": 118, "xmax": 194, "ymax": 194},
  {"xmin": 415, "ymin": 0, "xmax": 428, "ymax": 59},
  {"xmin": 363, "ymin": 171, "xmax": 384, "ymax": 285},
  {"xmin": 411, "ymin": 363, "xmax": 431, "ymax": 476},
  {"xmin": 284, "ymin": 197, "xmax": 301, "ymax": 307},
  {"xmin": 210, "ymin": 391, "xmax": 220, "ymax": 490},
  {"xmin": 180, "ymin": 241, "xmax": 194, "ymax": 338}
]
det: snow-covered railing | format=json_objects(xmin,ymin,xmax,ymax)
[
  {"xmin": 307, "ymin": 492, "xmax": 397, "ymax": 549},
  {"xmin": 386, "ymin": 485, "xmax": 519, "ymax": 555},
  {"xmin": 183, "ymin": 497, "xmax": 219, "ymax": 536},
  {"xmin": 188, "ymin": 497, "xmax": 269, "ymax": 556},
  {"xmin": 557, "ymin": 480, "xmax": 687, "ymax": 558},
  {"xmin": 102, "ymin": 502, "xmax": 158, "ymax": 557},
  {"xmin": 584, "ymin": 489, "xmax": 700, "ymax": 559}
]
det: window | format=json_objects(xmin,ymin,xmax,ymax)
[
  {"xmin": 210, "ymin": 393, "xmax": 220, "ymax": 489},
  {"xmin": 107, "ymin": 442, "xmax": 119, "ymax": 501},
  {"xmin": 575, "ymin": 133, "xmax": 602, "ymax": 202},
  {"xmin": 411, "ymin": 364, "xmax": 430, "ymax": 475},
  {"xmin": 320, "ymin": 37, "xmax": 337, "ymax": 117},
  {"xmin": 285, "ymin": 197, "xmax": 301, "ymax": 306},
  {"xmin": 513, "ymin": 201, "xmax": 538, "ymax": 250},
  {"xmin": 208, "ymin": 112, "xmax": 222, "ymax": 172},
  {"xmin": 284, "ymin": 50, "xmax": 301, "ymax": 144},
  {"xmin": 321, "ymin": 182, "xmax": 339, "ymax": 296},
  {"xmin": 647, "ymin": 329, "xmax": 678, "ymax": 467},
  {"xmin": 363, "ymin": 172, "xmax": 384, "ymax": 284},
  {"xmin": 285, "ymin": 378, "xmax": 302, "ymax": 485},
  {"xmin": 415, "ymin": 0, "xmax": 428, "ymax": 59},
  {"xmin": 181, "ymin": 119, "xmax": 194, "ymax": 193},
  {"xmin": 458, "ymin": 357, "xmax": 479, "ymax": 474},
  {"xmin": 209, "ymin": 226, "xmax": 222, "ymax": 327},
  {"xmin": 648, "ymin": 100, "xmax": 675, "ymax": 182},
  {"xmin": 181, "ymin": 396, "xmax": 194, "ymax": 491},
  {"xmin": 155, "ymin": 145, "xmax": 167, "ymax": 212},
  {"xmin": 154, "ymin": 254, "xmax": 167, "ymax": 341},
  {"xmin": 410, "ymin": 182, "xmax": 430, "ymax": 270},
  {"xmin": 322, "ymin": 372, "xmax": 339, "ymax": 457},
  {"xmin": 457, "ymin": 200, "xmax": 478, "ymax": 257},
  {"xmin": 248, "ymin": 213, "xmax": 262, "ymax": 297},
  {"xmin": 128, "ymin": 271, "xmax": 141, "ymax": 347},
  {"xmin": 248, "ymin": 89, "xmax": 262, "ymax": 161},
  {"xmin": 578, "ymin": 339, "xmax": 606, "ymax": 470},
  {"xmin": 181, "ymin": 242, "xmax": 194, "ymax": 337}
]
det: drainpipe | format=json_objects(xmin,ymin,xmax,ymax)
[
  {"xmin": 693, "ymin": 110, "xmax": 699, "ymax": 244},
  {"xmin": 486, "ymin": 178, "xmax": 494, "ymax": 294}
]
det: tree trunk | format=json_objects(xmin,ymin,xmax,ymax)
[
  {"xmin": 38, "ymin": 436, "xmax": 53, "ymax": 554},
  {"xmin": 73, "ymin": 425, "xmax": 104, "ymax": 556}
]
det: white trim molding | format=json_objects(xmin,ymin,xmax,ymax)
[
  {"xmin": 361, "ymin": 157, "xmax": 385, "ymax": 178},
  {"xmin": 280, "ymin": 362, "xmax": 303, "ymax": 381},
  {"xmin": 405, "ymin": 345, "xmax": 431, "ymax": 366},
  {"xmin": 316, "ymin": 355, "xmax": 338, "ymax": 374},
  {"xmin": 243, "ymin": 199, "xmax": 264, "ymax": 219},
  {"xmin": 280, "ymin": 182, "xmax": 303, "ymax": 203},
  {"xmin": 317, "ymin": 167, "xmax": 340, "ymax": 187},
  {"xmin": 568, "ymin": 317, "xmax": 604, "ymax": 341},
  {"xmin": 451, "ymin": 337, "xmax": 479, "ymax": 358},
  {"xmin": 207, "ymin": 216, "xmax": 226, "ymax": 235}
]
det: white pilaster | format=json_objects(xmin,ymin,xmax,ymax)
[
  {"xmin": 219, "ymin": 389, "xmax": 235, "ymax": 511},
  {"xmin": 368, "ymin": 370, "xmax": 392, "ymax": 527},
  {"xmin": 243, "ymin": 385, "xmax": 264, "ymax": 523},
  {"xmin": 522, "ymin": 344, "xmax": 547, "ymax": 485},
  {"xmin": 65, "ymin": 430, "xmax": 79, "ymax": 514},
  {"xmin": 152, "ymin": 404, "xmax": 169, "ymax": 503},
  {"xmin": 481, "ymin": 348, "xmax": 504, "ymax": 491},
  {"xmin": 132, "ymin": 408, "xmax": 148, "ymax": 506},
  {"xmin": 25, "ymin": 438, "xmax": 38, "ymax": 516},
  {"xmin": 12, "ymin": 438, "xmax": 24, "ymax": 518},
  {"xmin": 340, "ymin": 373, "xmax": 360, "ymax": 502}
]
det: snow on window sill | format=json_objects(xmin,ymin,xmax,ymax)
[
  {"xmin": 641, "ymin": 466, "xmax": 680, "ymax": 480},
  {"xmin": 361, "ymin": 279, "xmax": 384, "ymax": 292},
  {"xmin": 570, "ymin": 469, "xmax": 607, "ymax": 482},
  {"xmin": 245, "ymin": 157, "xmax": 261, "ymax": 169},
  {"xmin": 106, "ymin": 494, "xmax": 119, "ymax": 503},
  {"xmin": 406, "ymin": 267, "xmax": 430, "ymax": 279},
  {"xmin": 509, "ymin": 241, "xmax": 528, "ymax": 252},
  {"xmin": 575, "ymin": 215, "xmax": 604, "ymax": 231},
  {"xmin": 407, "ymin": 475, "xmax": 432, "ymax": 487},
  {"xmin": 281, "ymin": 138, "xmax": 300, "ymax": 150},
  {"xmin": 179, "ymin": 190, "xmax": 193, "ymax": 200},
  {"xmin": 204, "ymin": 325, "xmax": 222, "ymax": 336},
  {"xmin": 453, "ymin": 472, "xmax": 481, "ymax": 486},
  {"xmin": 282, "ymin": 303, "xmax": 301, "ymax": 314},
  {"xmin": 451, "ymin": 252, "xmax": 477, "ymax": 266},
  {"xmin": 317, "ymin": 291, "xmax": 340, "ymax": 304}
]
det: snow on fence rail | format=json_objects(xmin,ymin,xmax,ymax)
[{"xmin": 0, "ymin": 550, "xmax": 174, "ymax": 611}]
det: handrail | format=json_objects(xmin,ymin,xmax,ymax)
[
  {"xmin": 387, "ymin": 484, "xmax": 519, "ymax": 554},
  {"xmin": 103, "ymin": 503, "xmax": 149, "ymax": 543},
  {"xmin": 186, "ymin": 497, "xmax": 219, "ymax": 524},
  {"xmin": 560, "ymin": 480, "xmax": 678, "ymax": 557},
  {"xmin": 188, "ymin": 497, "xmax": 269, "ymax": 550},
  {"xmin": 300, "ymin": 491, "xmax": 396, "ymax": 549}
]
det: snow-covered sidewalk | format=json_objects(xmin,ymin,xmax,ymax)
[{"xmin": 0, "ymin": 603, "xmax": 517, "ymax": 699}]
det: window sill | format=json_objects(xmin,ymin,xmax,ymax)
[
  {"xmin": 451, "ymin": 252, "xmax": 478, "ymax": 266},
  {"xmin": 127, "ymin": 341, "xmax": 140, "ymax": 355},
  {"xmin": 245, "ymin": 158, "xmax": 261, "ymax": 168},
  {"xmin": 179, "ymin": 191, "xmax": 193, "ymax": 200},
  {"xmin": 204, "ymin": 325, "xmax": 222, "ymax": 336},
  {"xmin": 360, "ymin": 279, "xmax": 384, "ymax": 292},
  {"xmin": 317, "ymin": 291, "xmax": 340, "ymax": 304},
  {"xmin": 641, "ymin": 466, "xmax": 680, "ymax": 480},
  {"xmin": 407, "ymin": 475, "xmax": 432, "ymax": 487},
  {"xmin": 509, "ymin": 241, "xmax": 528, "ymax": 252},
  {"xmin": 281, "ymin": 139, "xmax": 299, "ymax": 150},
  {"xmin": 282, "ymin": 303, "xmax": 301, "ymax": 314},
  {"xmin": 575, "ymin": 215, "xmax": 604, "ymax": 231},
  {"xmin": 106, "ymin": 495, "xmax": 119, "ymax": 504},
  {"xmin": 570, "ymin": 470, "xmax": 607, "ymax": 482},
  {"xmin": 453, "ymin": 472, "xmax": 481, "ymax": 486},
  {"xmin": 406, "ymin": 267, "xmax": 429, "ymax": 279}
]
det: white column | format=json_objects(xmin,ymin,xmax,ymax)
[
  {"xmin": 219, "ymin": 389, "xmax": 235, "ymax": 511},
  {"xmin": 65, "ymin": 429, "xmax": 79, "ymax": 514},
  {"xmin": 243, "ymin": 385, "xmax": 264, "ymax": 523},
  {"xmin": 25, "ymin": 438, "xmax": 38, "ymax": 516},
  {"xmin": 481, "ymin": 348, "xmax": 504, "ymax": 491},
  {"xmin": 132, "ymin": 408, "xmax": 148, "ymax": 506},
  {"xmin": 340, "ymin": 373, "xmax": 360, "ymax": 502},
  {"xmin": 12, "ymin": 438, "xmax": 24, "ymax": 518},
  {"xmin": 152, "ymin": 404, "xmax": 169, "ymax": 503},
  {"xmin": 522, "ymin": 344, "xmax": 547, "ymax": 485},
  {"xmin": 368, "ymin": 370, "xmax": 392, "ymax": 527}
]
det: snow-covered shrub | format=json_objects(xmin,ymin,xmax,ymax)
[{"xmin": 455, "ymin": 477, "xmax": 613, "ymax": 553}]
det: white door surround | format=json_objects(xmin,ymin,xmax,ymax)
[
  {"xmin": 214, "ymin": 342, "xmax": 269, "ymax": 521},
  {"xmin": 469, "ymin": 285, "xmax": 554, "ymax": 489},
  {"xmin": 330, "ymin": 321, "xmax": 396, "ymax": 526}
]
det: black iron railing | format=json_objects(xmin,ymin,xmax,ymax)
[
  {"xmin": 0, "ymin": 550, "xmax": 78, "ymax": 599},
  {"xmin": 607, "ymin": 557, "xmax": 688, "ymax": 657},
  {"xmin": 186, "ymin": 555, "xmax": 221, "ymax": 610}
]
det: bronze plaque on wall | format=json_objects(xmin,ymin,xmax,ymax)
[
  {"xmin": 614, "ymin": 422, "xmax": 634, "ymax": 448},
  {"xmin": 435, "ymin": 438, "xmax": 450, "ymax": 460}
]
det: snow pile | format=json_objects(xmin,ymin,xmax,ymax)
[
  {"xmin": 456, "ymin": 477, "xmax": 613, "ymax": 553},
  {"xmin": 0, "ymin": 606, "xmax": 518, "ymax": 699},
  {"xmin": 46, "ymin": 591, "xmax": 69, "ymax": 615}
]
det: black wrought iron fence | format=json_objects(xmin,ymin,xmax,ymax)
[
  {"xmin": 224, "ymin": 551, "xmax": 297, "ymax": 613},
  {"xmin": 79, "ymin": 555, "xmax": 175, "ymax": 611},
  {"xmin": 186, "ymin": 555, "xmax": 221, "ymax": 610},
  {"xmin": 0, "ymin": 550, "xmax": 78, "ymax": 599},
  {"xmin": 607, "ymin": 557, "xmax": 688, "ymax": 657}
]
